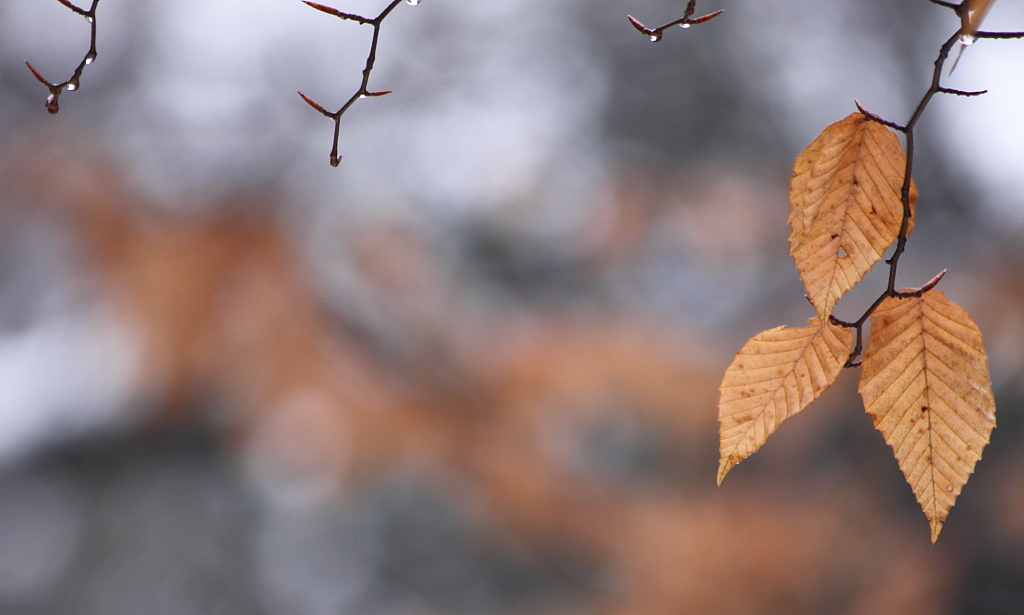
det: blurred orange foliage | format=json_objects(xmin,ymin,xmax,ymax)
[{"xmin": 0, "ymin": 139, "xmax": 971, "ymax": 614}]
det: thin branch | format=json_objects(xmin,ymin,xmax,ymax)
[
  {"xmin": 627, "ymin": 0, "xmax": 723, "ymax": 43},
  {"xmin": 854, "ymin": 100, "xmax": 906, "ymax": 132},
  {"xmin": 832, "ymin": 0, "xmax": 1021, "ymax": 366},
  {"xmin": 298, "ymin": 0, "xmax": 407, "ymax": 167},
  {"xmin": 25, "ymin": 0, "xmax": 100, "ymax": 114},
  {"xmin": 937, "ymin": 87, "xmax": 987, "ymax": 96},
  {"xmin": 974, "ymin": 30, "xmax": 1024, "ymax": 39}
]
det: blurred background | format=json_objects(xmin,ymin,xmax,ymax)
[{"xmin": 1, "ymin": 0, "xmax": 1024, "ymax": 613}]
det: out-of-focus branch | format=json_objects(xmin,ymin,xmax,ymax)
[
  {"xmin": 298, "ymin": 0, "xmax": 413, "ymax": 167},
  {"xmin": 25, "ymin": 0, "xmax": 100, "ymax": 114},
  {"xmin": 627, "ymin": 0, "xmax": 723, "ymax": 43}
]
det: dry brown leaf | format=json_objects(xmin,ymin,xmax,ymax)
[
  {"xmin": 859, "ymin": 290, "xmax": 996, "ymax": 542},
  {"xmin": 789, "ymin": 113, "xmax": 917, "ymax": 322},
  {"xmin": 718, "ymin": 318, "xmax": 852, "ymax": 484}
]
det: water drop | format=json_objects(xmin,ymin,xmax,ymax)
[
  {"xmin": 838, "ymin": 246, "xmax": 848, "ymax": 258},
  {"xmin": 959, "ymin": 33, "xmax": 976, "ymax": 46},
  {"xmin": 86, "ymin": 15, "xmax": 94, "ymax": 23},
  {"xmin": 946, "ymin": 486, "xmax": 953, "ymax": 492},
  {"xmin": 649, "ymin": 32, "xmax": 662, "ymax": 42},
  {"xmin": 85, "ymin": 52, "xmax": 96, "ymax": 65},
  {"xmin": 45, "ymin": 94, "xmax": 59, "ymax": 114},
  {"xmin": 680, "ymin": 23, "xmax": 691, "ymax": 29},
  {"xmin": 407, "ymin": 0, "xmax": 420, "ymax": 5},
  {"xmin": 67, "ymin": 82, "xmax": 77, "ymax": 91}
]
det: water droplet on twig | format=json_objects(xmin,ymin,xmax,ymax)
[
  {"xmin": 649, "ymin": 32, "xmax": 662, "ymax": 42},
  {"xmin": 679, "ymin": 23, "xmax": 691, "ymax": 29}
]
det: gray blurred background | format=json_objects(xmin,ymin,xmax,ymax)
[{"xmin": 2, "ymin": 0, "xmax": 1024, "ymax": 613}]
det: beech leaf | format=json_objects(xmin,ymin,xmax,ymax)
[
  {"xmin": 859, "ymin": 290, "xmax": 995, "ymax": 543},
  {"xmin": 718, "ymin": 318, "xmax": 852, "ymax": 485},
  {"xmin": 789, "ymin": 113, "xmax": 917, "ymax": 322}
]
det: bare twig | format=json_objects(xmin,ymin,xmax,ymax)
[
  {"xmin": 627, "ymin": 0, "xmax": 723, "ymax": 43},
  {"xmin": 832, "ymin": 0, "xmax": 1024, "ymax": 366},
  {"xmin": 974, "ymin": 30, "xmax": 1024, "ymax": 39},
  {"xmin": 936, "ymin": 87, "xmax": 988, "ymax": 96},
  {"xmin": 25, "ymin": 0, "xmax": 100, "ymax": 114},
  {"xmin": 299, "ymin": 0, "xmax": 409, "ymax": 167}
]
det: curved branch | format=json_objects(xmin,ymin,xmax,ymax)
[{"xmin": 25, "ymin": 0, "xmax": 100, "ymax": 114}]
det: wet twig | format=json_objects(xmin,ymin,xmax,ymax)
[
  {"xmin": 627, "ymin": 0, "xmax": 723, "ymax": 43},
  {"xmin": 298, "ymin": 0, "xmax": 414, "ymax": 167},
  {"xmin": 25, "ymin": 0, "xmax": 100, "ymax": 114}
]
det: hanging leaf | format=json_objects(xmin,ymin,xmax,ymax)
[
  {"xmin": 859, "ymin": 290, "xmax": 995, "ymax": 542},
  {"xmin": 789, "ymin": 113, "xmax": 917, "ymax": 321},
  {"xmin": 718, "ymin": 318, "xmax": 852, "ymax": 485}
]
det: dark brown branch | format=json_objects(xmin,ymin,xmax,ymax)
[
  {"xmin": 937, "ymin": 86, "xmax": 988, "ymax": 96},
  {"xmin": 627, "ymin": 0, "xmax": 723, "ymax": 43},
  {"xmin": 854, "ymin": 100, "xmax": 905, "ymax": 131},
  {"xmin": 298, "ymin": 0, "xmax": 406, "ymax": 167},
  {"xmin": 25, "ymin": 0, "xmax": 100, "ymax": 114},
  {"xmin": 974, "ymin": 30, "xmax": 1024, "ymax": 39},
  {"xmin": 830, "ymin": 0, "xmax": 1023, "ymax": 366}
]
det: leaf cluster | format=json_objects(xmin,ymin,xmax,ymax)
[
  {"xmin": 711, "ymin": 0, "xmax": 1024, "ymax": 543},
  {"xmin": 718, "ymin": 115, "xmax": 994, "ymax": 543}
]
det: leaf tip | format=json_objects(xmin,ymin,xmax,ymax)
[{"xmin": 717, "ymin": 454, "xmax": 738, "ymax": 486}]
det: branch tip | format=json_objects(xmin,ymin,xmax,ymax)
[
  {"xmin": 298, "ymin": 91, "xmax": 331, "ymax": 116},
  {"xmin": 25, "ymin": 61, "xmax": 49, "ymax": 85},
  {"xmin": 921, "ymin": 269, "xmax": 947, "ymax": 293},
  {"xmin": 54, "ymin": 0, "xmax": 87, "ymax": 16},
  {"xmin": 974, "ymin": 31, "xmax": 1024, "ymax": 39},
  {"xmin": 854, "ymin": 100, "xmax": 906, "ymax": 131},
  {"xmin": 938, "ymin": 87, "xmax": 988, "ymax": 97},
  {"xmin": 690, "ymin": 9, "xmax": 724, "ymax": 25},
  {"xmin": 627, "ymin": 15, "xmax": 649, "ymax": 34},
  {"xmin": 302, "ymin": 1, "xmax": 371, "ymax": 23}
]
